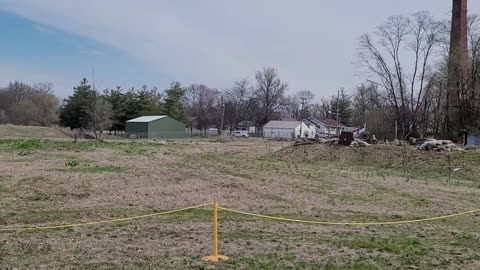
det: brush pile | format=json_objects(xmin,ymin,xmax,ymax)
[
  {"xmin": 293, "ymin": 138, "xmax": 369, "ymax": 147},
  {"xmin": 416, "ymin": 139, "xmax": 463, "ymax": 151}
]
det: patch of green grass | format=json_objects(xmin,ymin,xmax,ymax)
[
  {"xmin": 324, "ymin": 262, "xmax": 379, "ymax": 270},
  {"xmin": 0, "ymin": 138, "xmax": 43, "ymax": 151},
  {"xmin": 215, "ymin": 253, "xmax": 318, "ymax": 270},
  {"xmin": 0, "ymin": 176, "xmax": 8, "ymax": 193},
  {"xmin": 0, "ymin": 183, "xmax": 8, "ymax": 193},
  {"xmin": 0, "ymin": 139, "xmax": 164, "ymax": 156},
  {"xmin": 69, "ymin": 165, "xmax": 125, "ymax": 174},
  {"xmin": 332, "ymin": 236, "xmax": 430, "ymax": 267},
  {"xmin": 119, "ymin": 143, "xmax": 151, "ymax": 155}
]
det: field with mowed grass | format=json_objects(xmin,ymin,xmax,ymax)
[{"xmin": 0, "ymin": 133, "xmax": 479, "ymax": 269}]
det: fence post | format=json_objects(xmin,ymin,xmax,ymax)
[{"xmin": 203, "ymin": 202, "xmax": 229, "ymax": 263}]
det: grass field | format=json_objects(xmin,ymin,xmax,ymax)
[{"xmin": 0, "ymin": 133, "xmax": 479, "ymax": 269}]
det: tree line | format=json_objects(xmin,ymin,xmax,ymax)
[
  {"xmin": 0, "ymin": 82, "xmax": 59, "ymax": 126},
  {"xmin": 356, "ymin": 12, "xmax": 480, "ymax": 139},
  {"xmin": 1, "ymin": 11, "xmax": 479, "ymax": 141},
  {"xmin": 0, "ymin": 67, "xmax": 350, "ymax": 138}
]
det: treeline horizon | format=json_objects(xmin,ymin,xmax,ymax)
[{"xmin": 1, "ymin": 10, "xmax": 480, "ymax": 141}]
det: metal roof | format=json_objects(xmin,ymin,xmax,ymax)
[
  {"xmin": 263, "ymin": 121, "xmax": 301, "ymax": 129},
  {"xmin": 126, "ymin": 116, "xmax": 167, "ymax": 123},
  {"xmin": 305, "ymin": 117, "xmax": 345, "ymax": 128}
]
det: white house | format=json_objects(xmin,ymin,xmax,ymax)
[
  {"xmin": 263, "ymin": 121, "xmax": 312, "ymax": 139},
  {"xmin": 305, "ymin": 122, "xmax": 317, "ymax": 138},
  {"xmin": 304, "ymin": 117, "xmax": 346, "ymax": 137}
]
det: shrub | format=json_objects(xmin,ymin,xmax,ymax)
[{"xmin": 65, "ymin": 159, "xmax": 80, "ymax": 167}]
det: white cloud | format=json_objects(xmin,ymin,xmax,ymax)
[{"xmin": 0, "ymin": 0, "xmax": 477, "ymax": 98}]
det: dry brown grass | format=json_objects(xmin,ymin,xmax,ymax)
[
  {"xmin": 0, "ymin": 138, "xmax": 479, "ymax": 269},
  {"xmin": 0, "ymin": 124, "xmax": 72, "ymax": 139}
]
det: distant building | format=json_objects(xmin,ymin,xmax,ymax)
[
  {"xmin": 465, "ymin": 131, "xmax": 480, "ymax": 146},
  {"xmin": 126, "ymin": 115, "xmax": 186, "ymax": 139},
  {"xmin": 236, "ymin": 121, "xmax": 258, "ymax": 134},
  {"xmin": 263, "ymin": 120, "xmax": 312, "ymax": 139},
  {"xmin": 303, "ymin": 117, "xmax": 346, "ymax": 137}
]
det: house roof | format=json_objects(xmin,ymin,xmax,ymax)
[
  {"xmin": 237, "ymin": 120, "xmax": 255, "ymax": 126},
  {"xmin": 305, "ymin": 117, "xmax": 345, "ymax": 128},
  {"xmin": 126, "ymin": 116, "xmax": 167, "ymax": 123},
  {"xmin": 343, "ymin": 126, "xmax": 358, "ymax": 132},
  {"xmin": 263, "ymin": 121, "xmax": 301, "ymax": 129}
]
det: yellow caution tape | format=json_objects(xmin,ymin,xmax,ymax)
[
  {"xmin": 0, "ymin": 203, "xmax": 213, "ymax": 232},
  {"xmin": 2, "ymin": 203, "xmax": 478, "ymax": 232},
  {"xmin": 218, "ymin": 207, "xmax": 480, "ymax": 226}
]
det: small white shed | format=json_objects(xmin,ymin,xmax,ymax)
[{"xmin": 263, "ymin": 121, "xmax": 311, "ymax": 139}]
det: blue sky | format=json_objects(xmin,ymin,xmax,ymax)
[
  {"xmin": 0, "ymin": 0, "xmax": 479, "ymax": 98},
  {"xmin": 0, "ymin": 10, "xmax": 161, "ymax": 96}
]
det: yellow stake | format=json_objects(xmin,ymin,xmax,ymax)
[{"xmin": 203, "ymin": 202, "xmax": 229, "ymax": 263}]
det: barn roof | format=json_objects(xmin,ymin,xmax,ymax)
[{"xmin": 126, "ymin": 116, "xmax": 167, "ymax": 123}]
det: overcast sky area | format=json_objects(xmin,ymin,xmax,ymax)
[{"xmin": 0, "ymin": 0, "xmax": 479, "ymax": 99}]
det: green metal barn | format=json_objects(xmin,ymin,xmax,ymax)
[{"xmin": 125, "ymin": 116, "xmax": 186, "ymax": 139}]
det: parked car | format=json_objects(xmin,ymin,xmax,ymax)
[{"xmin": 232, "ymin": 130, "xmax": 249, "ymax": 138}]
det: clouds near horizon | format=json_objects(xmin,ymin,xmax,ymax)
[{"xmin": 0, "ymin": 0, "xmax": 478, "ymax": 98}]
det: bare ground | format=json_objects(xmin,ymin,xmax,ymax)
[{"xmin": 0, "ymin": 138, "xmax": 479, "ymax": 269}]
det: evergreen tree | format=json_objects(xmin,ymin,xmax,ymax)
[
  {"xmin": 330, "ymin": 88, "xmax": 352, "ymax": 126},
  {"xmin": 59, "ymin": 78, "xmax": 93, "ymax": 130},
  {"xmin": 162, "ymin": 82, "xmax": 186, "ymax": 121}
]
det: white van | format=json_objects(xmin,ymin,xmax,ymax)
[{"xmin": 232, "ymin": 130, "xmax": 249, "ymax": 138}]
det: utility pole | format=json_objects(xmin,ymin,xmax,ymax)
[
  {"xmin": 92, "ymin": 65, "xmax": 95, "ymax": 93},
  {"xmin": 299, "ymin": 97, "xmax": 307, "ymax": 119},
  {"xmin": 91, "ymin": 65, "xmax": 97, "ymax": 139},
  {"xmin": 220, "ymin": 95, "xmax": 225, "ymax": 136},
  {"xmin": 336, "ymin": 89, "xmax": 340, "ymax": 137},
  {"xmin": 299, "ymin": 96, "xmax": 307, "ymax": 138}
]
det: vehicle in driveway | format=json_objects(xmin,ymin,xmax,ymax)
[{"xmin": 232, "ymin": 130, "xmax": 249, "ymax": 138}]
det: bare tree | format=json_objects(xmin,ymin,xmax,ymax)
[
  {"xmin": 297, "ymin": 90, "xmax": 315, "ymax": 119},
  {"xmin": 357, "ymin": 11, "xmax": 441, "ymax": 137},
  {"xmin": 351, "ymin": 82, "xmax": 386, "ymax": 125},
  {"xmin": 224, "ymin": 79, "xmax": 255, "ymax": 131},
  {"xmin": 255, "ymin": 67, "xmax": 288, "ymax": 126},
  {"xmin": 31, "ymin": 83, "xmax": 59, "ymax": 126},
  {"xmin": 283, "ymin": 95, "xmax": 301, "ymax": 120},
  {"xmin": 89, "ymin": 94, "xmax": 113, "ymax": 139},
  {"xmin": 468, "ymin": 14, "xmax": 480, "ymax": 126},
  {"xmin": 311, "ymin": 98, "xmax": 332, "ymax": 119},
  {"xmin": 0, "ymin": 81, "xmax": 59, "ymax": 126},
  {"xmin": 183, "ymin": 84, "xmax": 219, "ymax": 133},
  {"xmin": 428, "ymin": 13, "xmax": 480, "ymax": 134}
]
